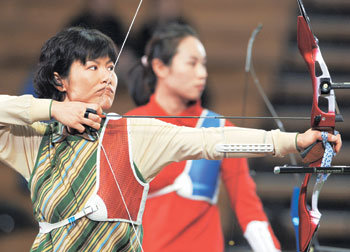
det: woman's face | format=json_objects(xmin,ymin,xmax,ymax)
[
  {"xmin": 162, "ymin": 36, "xmax": 208, "ymax": 102},
  {"xmin": 59, "ymin": 56, "xmax": 118, "ymax": 110}
]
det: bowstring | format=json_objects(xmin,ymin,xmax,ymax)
[
  {"xmin": 113, "ymin": 0, "xmax": 143, "ymax": 70},
  {"xmin": 102, "ymin": 0, "xmax": 144, "ymax": 251},
  {"xmin": 105, "ymin": 0, "xmax": 143, "ymax": 86},
  {"xmin": 97, "ymin": 132, "xmax": 144, "ymax": 252}
]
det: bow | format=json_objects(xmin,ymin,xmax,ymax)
[
  {"xmin": 294, "ymin": 1, "xmax": 336, "ymax": 250},
  {"xmin": 274, "ymin": 0, "xmax": 350, "ymax": 251}
]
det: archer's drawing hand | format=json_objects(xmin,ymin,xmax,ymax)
[{"xmin": 51, "ymin": 100, "xmax": 102, "ymax": 133}]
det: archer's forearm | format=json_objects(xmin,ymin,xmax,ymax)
[{"xmin": 0, "ymin": 95, "xmax": 51, "ymax": 125}]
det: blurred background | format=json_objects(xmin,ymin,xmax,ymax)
[{"xmin": 1, "ymin": 0, "xmax": 350, "ymax": 251}]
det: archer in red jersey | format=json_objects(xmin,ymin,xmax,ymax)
[{"xmin": 126, "ymin": 23, "xmax": 281, "ymax": 252}]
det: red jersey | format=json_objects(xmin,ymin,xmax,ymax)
[{"xmin": 125, "ymin": 95, "xmax": 280, "ymax": 252}]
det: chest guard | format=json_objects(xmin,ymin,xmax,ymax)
[
  {"xmin": 86, "ymin": 114, "xmax": 149, "ymax": 225},
  {"xmin": 149, "ymin": 109, "xmax": 224, "ymax": 204}
]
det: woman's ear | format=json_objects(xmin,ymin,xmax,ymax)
[
  {"xmin": 53, "ymin": 72, "xmax": 66, "ymax": 92},
  {"xmin": 152, "ymin": 58, "xmax": 169, "ymax": 78}
]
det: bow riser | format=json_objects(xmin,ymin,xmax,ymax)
[{"xmin": 297, "ymin": 16, "xmax": 336, "ymax": 130}]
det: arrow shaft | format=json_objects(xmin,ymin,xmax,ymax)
[
  {"xmin": 108, "ymin": 115, "xmax": 310, "ymax": 120},
  {"xmin": 274, "ymin": 165, "xmax": 350, "ymax": 174}
]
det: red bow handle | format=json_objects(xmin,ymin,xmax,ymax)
[{"xmin": 297, "ymin": 16, "xmax": 336, "ymax": 130}]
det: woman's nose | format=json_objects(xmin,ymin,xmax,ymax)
[
  {"xmin": 197, "ymin": 64, "xmax": 208, "ymax": 79},
  {"xmin": 103, "ymin": 71, "xmax": 118, "ymax": 89},
  {"xmin": 101, "ymin": 68, "xmax": 112, "ymax": 84}
]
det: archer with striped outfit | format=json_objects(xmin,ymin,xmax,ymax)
[{"xmin": 0, "ymin": 27, "xmax": 341, "ymax": 252}]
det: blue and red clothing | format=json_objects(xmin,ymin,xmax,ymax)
[{"xmin": 126, "ymin": 95, "xmax": 280, "ymax": 252}]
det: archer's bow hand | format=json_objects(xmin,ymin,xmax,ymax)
[
  {"xmin": 296, "ymin": 129, "xmax": 342, "ymax": 163},
  {"xmin": 51, "ymin": 100, "xmax": 103, "ymax": 133}
]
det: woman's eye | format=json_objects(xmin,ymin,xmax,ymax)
[
  {"xmin": 88, "ymin": 66, "xmax": 97, "ymax": 70},
  {"xmin": 107, "ymin": 65, "xmax": 115, "ymax": 71}
]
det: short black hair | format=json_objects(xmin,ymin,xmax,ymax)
[{"xmin": 34, "ymin": 27, "xmax": 118, "ymax": 101}]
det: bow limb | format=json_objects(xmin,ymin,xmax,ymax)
[{"xmin": 244, "ymin": 23, "xmax": 298, "ymax": 166}]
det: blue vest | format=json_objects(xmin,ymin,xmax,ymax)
[{"xmin": 148, "ymin": 109, "xmax": 224, "ymax": 204}]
